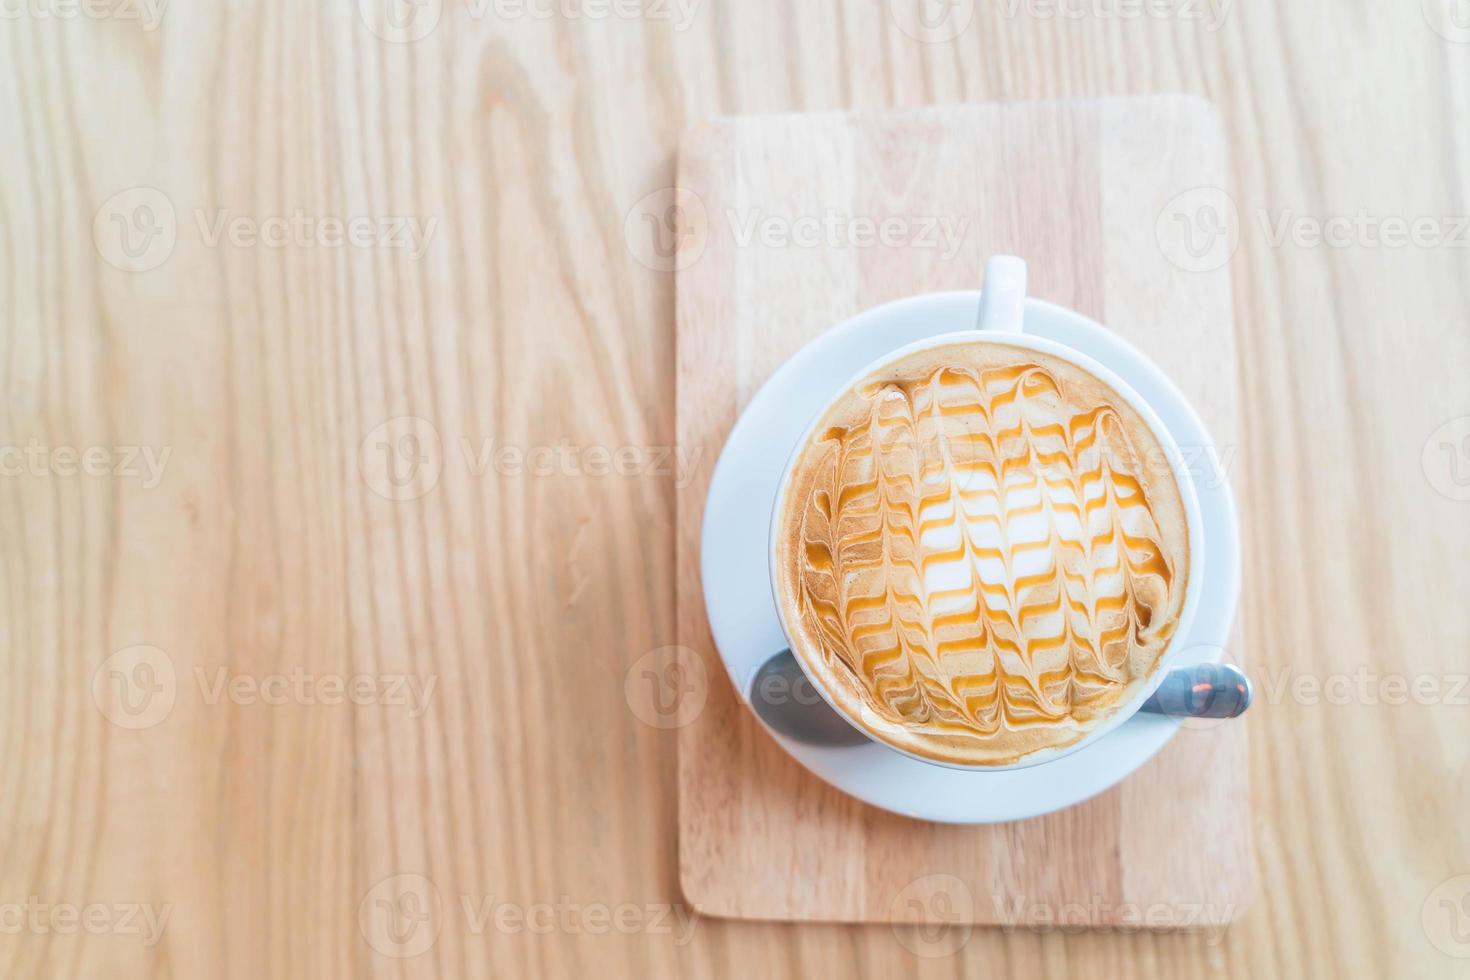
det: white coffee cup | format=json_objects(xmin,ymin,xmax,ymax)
[{"xmin": 767, "ymin": 255, "xmax": 1208, "ymax": 771}]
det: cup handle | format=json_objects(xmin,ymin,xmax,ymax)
[{"xmin": 975, "ymin": 255, "xmax": 1028, "ymax": 332}]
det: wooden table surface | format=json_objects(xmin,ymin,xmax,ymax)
[{"xmin": 1, "ymin": 1, "xmax": 1466, "ymax": 977}]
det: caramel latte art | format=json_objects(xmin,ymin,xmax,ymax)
[{"xmin": 774, "ymin": 341, "xmax": 1190, "ymax": 766}]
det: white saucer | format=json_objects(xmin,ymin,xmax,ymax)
[{"xmin": 699, "ymin": 292, "xmax": 1241, "ymax": 824}]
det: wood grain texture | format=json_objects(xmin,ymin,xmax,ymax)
[
  {"xmin": 675, "ymin": 96, "xmax": 1249, "ymax": 926},
  {"xmin": 0, "ymin": 1, "xmax": 1466, "ymax": 977}
]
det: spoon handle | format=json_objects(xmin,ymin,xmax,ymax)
[
  {"xmin": 749, "ymin": 651, "xmax": 1252, "ymax": 748},
  {"xmin": 1139, "ymin": 662, "xmax": 1253, "ymax": 719}
]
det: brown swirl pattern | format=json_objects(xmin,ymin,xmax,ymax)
[{"xmin": 778, "ymin": 342, "xmax": 1189, "ymax": 766}]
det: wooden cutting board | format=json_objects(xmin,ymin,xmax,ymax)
[{"xmin": 674, "ymin": 96, "xmax": 1250, "ymax": 927}]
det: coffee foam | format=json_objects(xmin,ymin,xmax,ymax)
[{"xmin": 774, "ymin": 340, "xmax": 1190, "ymax": 767}]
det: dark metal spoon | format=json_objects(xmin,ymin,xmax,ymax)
[{"xmin": 748, "ymin": 650, "xmax": 1251, "ymax": 748}]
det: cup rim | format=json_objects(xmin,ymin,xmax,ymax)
[{"xmin": 766, "ymin": 317, "xmax": 1208, "ymax": 772}]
